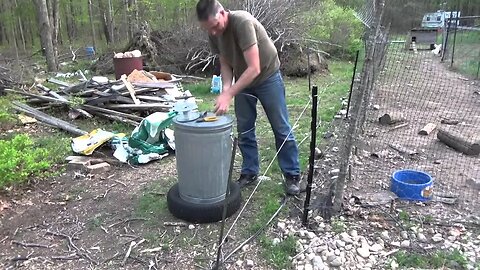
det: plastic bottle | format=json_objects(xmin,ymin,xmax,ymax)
[{"xmin": 211, "ymin": 75, "xmax": 222, "ymax": 94}]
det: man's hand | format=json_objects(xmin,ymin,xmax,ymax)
[{"xmin": 214, "ymin": 91, "xmax": 233, "ymax": 115}]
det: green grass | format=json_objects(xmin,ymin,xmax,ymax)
[
  {"xmin": 260, "ymin": 235, "xmax": 297, "ymax": 269},
  {"xmin": 135, "ymin": 177, "xmax": 175, "ymax": 226},
  {"xmin": 394, "ymin": 249, "xmax": 468, "ymax": 269}
]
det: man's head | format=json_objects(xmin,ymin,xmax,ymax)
[{"xmin": 196, "ymin": 0, "xmax": 228, "ymax": 36}]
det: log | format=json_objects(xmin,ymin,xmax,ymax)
[
  {"xmin": 90, "ymin": 112, "xmax": 140, "ymax": 126},
  {"xmin": 47, "ymin": 78, "xmax": 71, "ymax": 87},
  {"xmin": 131, "ymin": 82, "xmax": 177, "ymax": 89},
  {"xmin": 437, "ymin": 128, "xmax": 480, "ymax": 156},
  {"xmin": 105, "ymin": 103, "xmax": 171, "ymax": 111},
  {"xmin": 379, "ymin": 112, "xmax": 405, "ymax": 125},
  {"xmin": 12, "ymin": 101, "xmax": 87, "ymax": 136},
  {"xmin": 441, "ymin": 118, "xmax": 459, "ymax": 125},
  {"xmin": 120, "ymin": 74, "xmax": 141, "ymax": 105},
  {"xmin": 388, "ymin": 143, "xmax": 417, "ymax": 155},
  {"xmin": 81, "ymin": 105, "xmax": 144, "ymax": 121},
  {"xmin": 37, "ymin": 84, "xmax": 92, "ymax": 118},
  {"xmin": 418, "ymin": 123, "xmax": 437, "ymax": 135},
  {"xmin": 388, "ymin": 122, "xmax": 408, "ymax": 132}
]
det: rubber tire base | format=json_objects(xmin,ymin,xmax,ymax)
[{"xmin": 167, "ymin": 182, "xmax": 242, "ymax": 223}]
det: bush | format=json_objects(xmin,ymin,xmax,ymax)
[
  {"xmin": 0, "ymin": 96, "xmax": 16, "ymax": 127},
  {"xmin": 301, "ymin": 0, "xmax": 364, "ymax": 58},
  {"xmin": 0, "ymin": 134, "xmax": 60, "ymax": 187}
]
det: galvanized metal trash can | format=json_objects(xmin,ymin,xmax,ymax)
[{"xmin": 167, "ymin": 114, "xmax": 242, "ymax": 223}]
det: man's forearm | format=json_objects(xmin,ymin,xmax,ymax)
[
  {"xmin": 220, "ymin": 63, "xmax": 233, "ymax": 90},
  {"xmin": 226, "ymin": 66, "xmax": 260, "ymax": 96}
]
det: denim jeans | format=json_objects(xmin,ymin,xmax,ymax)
[{"xmin": 234, "ymin": 70, "xmax": 300, "ymax": 176}]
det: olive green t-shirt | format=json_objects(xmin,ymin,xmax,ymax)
[{"xmin": 208, "ymin": 10, "xmax": 280, "ymax": 88}]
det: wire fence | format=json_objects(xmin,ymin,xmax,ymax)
[
  {"xmin": 312, "ymin": 0, "xmax": 480, "ymax": 220},
  {"xmin": 442, "ymin": 16, "xmax": 480, "ymax": 80}
]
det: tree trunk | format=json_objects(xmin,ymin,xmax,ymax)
[
  {"xmin": 108, "ymin": 0, "xmax": 114, "ymax": 42},
  {"xmin": 34, "ymin": 0, "xmax": 57, "ymax": 71},
  {"xmin": 99, "ymin": 0, "xmax": 113, "ymax": 44},
  {"xmin": 88, "ymin": 0, "xmax": 97, "ymax": 50},
  {"xmin": 68, "ymin": 0, "xmax": 77, "ymax": 40},
  {"xmin": 14, "ymin": 0, "xmax": 26, "ymax": 51},
  {"xmin": 51, "ymin": 0, "xmax": 60, "ymax": 60}
]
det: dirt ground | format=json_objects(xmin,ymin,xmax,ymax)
[
  {"xmin": 0, "ymin": 152, "xmax": 277, "ymax": 270},
  {"xmin": 348, "ymin": 44, "xmax": 480, "ymax": 218}
]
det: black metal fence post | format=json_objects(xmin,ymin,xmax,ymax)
[
  {"xmin": 302, "ymin": 85, "xmax": 318, "ymax": 227},
  {"xmin": 346, "ymin": 50, "xmax": 360, "ymax": 119}
]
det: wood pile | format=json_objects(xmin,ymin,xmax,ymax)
[
  {"xmin": 5, "ymin": 69, "xmax": 196, "ymax": 135},
  {"xmin": 0, "ymin": 65, "xmax": 23, "ymax": 92}
]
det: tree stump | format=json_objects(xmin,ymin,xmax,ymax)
[
  {"xmin": 418, "ymin": 123, "xmax": 436, "ymax": 135},
  {"xmin": 379, "ymin": 112, "xmax": 405, "ymax": 125},
  {"xmin": 437, "ymin": 127, "xmax": 480, "ymax": 156}
]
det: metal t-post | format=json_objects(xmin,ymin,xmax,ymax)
[{"xmin": 302, "ymin": 85, "xmax": 318, "ymax": 227}]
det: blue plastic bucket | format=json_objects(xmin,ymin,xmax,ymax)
[
  {"xmin": 85, "ymin": 46, "xmax": 95, "ymax": 57},
  {"xmin": 390, "ymin": 169, "xmax": 433, "ymax": 201}
]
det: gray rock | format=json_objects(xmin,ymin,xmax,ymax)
[
  {"xmin": 273, "ymin": 238, "xmax": 281, "ymax": 245},
  {"xmin": 350, "ymin": 229, "xmax": 358, "ymax": 239},
  {"xmin": 246, "ymin": 259, "xmax": 254, "ymax": 268},
  {"xmin": 329, "ymin": 169, "xmax": 340, "ymax": 176},
  {"xmin": 315, "ymin": 245, "xmax": 328, "ymax": 253},
  {"xmin": 307, "ymin": 252, "xmax": 316, "ymax": 262},
  {"xmin": 307, "ymin": 231, "xmax": 316, "ymax": 239},
  {"xmin": 345, "ymin": 244, "xmax": 353, "ymax": 251},
  {"xmin": 357, "ymin": 247, "xmax": 370, "ymax": 258},
  {"xmin": 400, "ymin": 231, "xmax": 408, "ymax": 240},
  {"xmin": 340, "ymin": 232, "xmax": 353, "ymax": 243},
  {"xmin": 277, "ymin": 222, "xmax": 286, "ymax": 231},
  {"xmin": 417, "ymin": 233, "xmax": 427, "ymax": 243},
  {"xmin": 326, "ymin": 252, "xmax": 336, "ymax": 262},
  {"xmin": 296, "ymin": 265, "xmax": 305, "ymax": 270},
  {"xmin": 400, "ymin": 240, "xmax": 410, "ymax": 248},
  {"xmin": 381, "ymin": 231, "xmax": 390, "ymax": 241},
  {"xmin": 432, "ymin": 233, "xmax": 444, "ymax": 243},
  {"xmin": 305, "ymin": 263, "xmax": 313, "ymax": 270},
  {"xmin": 391, "ymin": 241, "xmax": 401, "ymax": 247},
  {"xmin": 336, "ymin": 239, "xmax": 346, "ymax": 248},
  {"xmin": 329, "ymin": 258, "xmax": 343, "ymax": 267},
  {"xmin": 370, "ymin": 243, "xmax": 383, "ymax": 252},
  {"xmin": 334, "ymin": 249, "xmax": 341, "ymax": 256},
  {"xmin": 312, "ymin": 256, "xmax": 325, "ymax": 270}
]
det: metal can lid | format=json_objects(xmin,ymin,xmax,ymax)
[{"xmin": 173, "ymin": 114, "xmax": 233, "ymax": 131}]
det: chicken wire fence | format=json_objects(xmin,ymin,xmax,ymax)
[
  {"xmin": 442, "ymin": 16, "xmax": 480, "ymax": 80},
  {"xmin": 312, "ymin": 0, "xmax": 480, "ymax": 220}
]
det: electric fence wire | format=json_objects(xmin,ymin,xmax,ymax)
[{"xmin": 211, "ymin": 71, "xmax": 351, "ymax": 269}]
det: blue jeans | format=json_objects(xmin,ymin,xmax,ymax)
[{"xmin": 234, "ymin": 70, "xmax": 300, "ymax": 176}]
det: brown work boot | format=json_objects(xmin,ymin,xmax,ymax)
[
  {"xmin": 236, "ymin": 174, "xmax": 258, "ymax": 188},
  {"xmin": 284, "ymin": 174, "xmax": 300, "ymax": 195}
]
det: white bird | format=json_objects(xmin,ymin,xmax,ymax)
[{"xmin": 432, "ymin": 44, "xmax": 442, "ymax": 56}]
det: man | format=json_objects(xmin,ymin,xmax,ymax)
[{"xmin": 196, "ymin": 0, "xmax": 301, "ymax": 195}]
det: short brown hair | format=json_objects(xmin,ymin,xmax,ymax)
[{"xmin": 196, "ymin": 0, "xmax": 222, "ymax": 21}]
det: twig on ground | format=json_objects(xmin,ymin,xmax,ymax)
[
  {"xmin": 1, "ymin": 236, "xmax": 8, "ymax": 243},
  {"xmin": 163, "ymin": 222, "xmax": 187, "ymax": 227},
  {"xmin": 51, "ymin": 253, "xmax": 79, "ymax": 260},
  {"xmin": 11, "ymin": 240, "xmax": 50, "ymax": 248},
  {"xmin": 46, "ymin": 230, "xmax": 98, "ymax": 265},
  {"xmin": 121, "ymin": 241, "xmax": 136, "ymax": 266},
  {"xmin": 101, "ymin": 252, "xmax": 121, "ymax": 264},
  {"xmin": 114, "ymin": 180, "xmax": 127, "ymax": 187},
  {"xmin": 108, "ymin": 218, "xmax": 147, "ymax": 228},
  {"xmin": 100, "ymin": 226, "xmax": 108, "ymax": 234}
]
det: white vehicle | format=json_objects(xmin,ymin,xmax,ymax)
[{"xmin": 421, "ymin": 10, "xmax": 461, "ymax": 29}]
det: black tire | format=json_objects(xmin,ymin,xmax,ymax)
[{"xmin": 167, "ymin": 182, "xmax": 242, "ymax": 223}]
